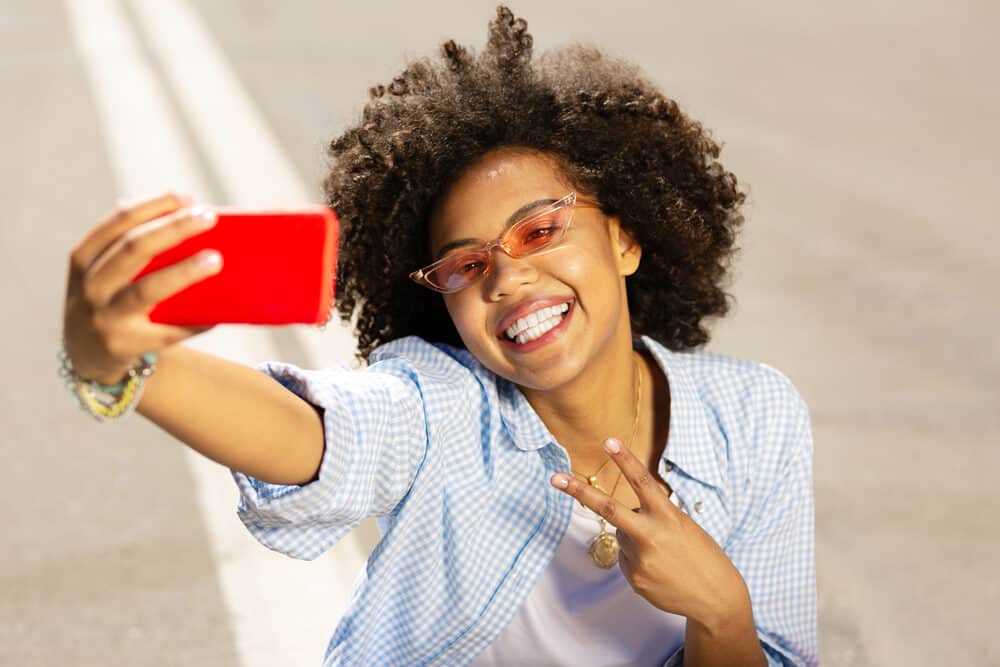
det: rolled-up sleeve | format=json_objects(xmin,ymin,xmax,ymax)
[
  {"xmin": 231, "ymin": 359, "xmax": 429, "ymax": 560},
  {"xmin": 728, "ymin": 375, "xmax": 818, "ymax": 666}
]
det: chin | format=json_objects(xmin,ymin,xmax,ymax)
[{"xmin": 498, "ymin": 346, "xmax": 587, "ymax": 391}]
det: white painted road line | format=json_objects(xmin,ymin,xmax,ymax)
[
  {"xmin": 64, "ymin": 1, "xmax": 368, "ymax": 665},
  {"xmin": 63, "ymin": 0, "xmax": 209, "ymax": 202},
  {"xmin": 129, "ymin": 0, "xmax": 310, "ymax": 207},
  {"xmin": 180, "ymin": 326, "xmax": 364, "ymax": 667},
  {"xmin": 128, "ymin": 0, "xmax": 363, "ymax": 374}
]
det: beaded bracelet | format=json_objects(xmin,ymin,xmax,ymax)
[{"xmin": 58, "ymin": 341, "xmax": 158, "ymax": 422}]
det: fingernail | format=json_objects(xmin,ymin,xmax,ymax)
[
  {"xmin": 197, "ymin": 251, "xmax": 222, "ymax": 270},
  {"xmin": 189, "ymin": 208, "xmax": 217, "ymax": 229},
  {"xmin": 604, "ymin": 438, "xmax": 622, "ymax": 454},
  {"xmin": 551, "ymin": 474, "xmax": 569, "ymax": 489}
]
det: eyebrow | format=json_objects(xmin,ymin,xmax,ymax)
[{"xmin": 434, "ymin": 198, "xmax": 558, "ymax": 260}]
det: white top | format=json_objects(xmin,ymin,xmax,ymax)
[{"xmin": 471, "ymin": 490, "xmax": 687, "ymax": 667}]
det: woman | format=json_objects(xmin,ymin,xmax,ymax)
[{"xmin": 61, "ymin": 7, "xmax": 816, "ymax": 665}]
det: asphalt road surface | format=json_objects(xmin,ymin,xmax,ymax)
[{"xmin": 3, "ymin": 1, "xmax": 997, "ymax": 665}]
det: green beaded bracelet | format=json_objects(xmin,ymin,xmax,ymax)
[{"xmin": 58, "ymin": 341, "xmax": 158, "ymax": 421}]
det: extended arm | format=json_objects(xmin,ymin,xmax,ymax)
[{"xmin": 137, "ymin": 344, "xmax": 325, "ymax": 486}]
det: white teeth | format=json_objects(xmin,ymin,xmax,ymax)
[
  {"xmin": 504, "ymin": 303, "xmax": 569, "ymax": 340},
  {"xmin": 504, "ymin": 302, "xmax": 570, "ymax": 340}
]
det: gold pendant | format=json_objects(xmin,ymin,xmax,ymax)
[{"xmin": 588, "ymin": 519, "xmax": 620, "ymax": 569}]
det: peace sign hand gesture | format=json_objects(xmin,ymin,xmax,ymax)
[{"xmin": 550, "ymin": 437, "xmax": 751, "ymax": 633}]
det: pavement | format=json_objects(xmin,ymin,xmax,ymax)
[{"xmin": 2, "ymin": 1, "xmax": 997, "ymax": 665}]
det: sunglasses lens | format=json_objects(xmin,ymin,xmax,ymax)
[
  {"xmin": 418, "ymin": 201, "xmax": 575, "ymax": 293},
  {"xmin": 508, "ymin": 207, "xmax": 570, "ymax": 256},
  {"xmin": 427, "ymin": 252, "xmax": 489, "ymax": 292}
]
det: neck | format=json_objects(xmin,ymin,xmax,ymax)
[{"xmin": 520, "ymin": 330, "xmax": 643, "ymax": 475}]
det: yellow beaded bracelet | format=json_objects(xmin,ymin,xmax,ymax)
[{"xmin": 58, "ymin": 342, "xmax": 158, "ymax": 422}]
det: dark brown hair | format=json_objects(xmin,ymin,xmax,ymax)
[{"xmin": 323, "ymin": 6, "xmax": 745, "ymax": 362}]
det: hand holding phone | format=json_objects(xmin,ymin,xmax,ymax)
[
  {"xmin": 63, "ymin": 196, "xmax": 339, "ymax": 385},
  {"xmin": 131, "ymin": 207, "xmax": 339, "ymax": 326}
]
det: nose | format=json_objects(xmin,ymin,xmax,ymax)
[{"xmin": 484, "ymin": 246, "xmax": 538, "ymax": 300}]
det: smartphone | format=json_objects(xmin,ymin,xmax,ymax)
[{"xmin": 131, "ymin": 207, "xmax": 339, "ymax": 326}]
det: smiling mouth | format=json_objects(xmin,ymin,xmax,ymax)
[{"xmin": 497, "ymin": 299, "xmax": 574, "ymax": 348}]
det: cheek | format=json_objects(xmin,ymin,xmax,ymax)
[
  {"xmin": 444, "ymin": 296, "xmax": 488, "ymax": 342},
  {"xmin": 551, "ymin": 245, "xmax": 627, "ymax": 316},
  {"xmin": 545, "ymin": 242, "xmax": 617, "ymax": 285}
]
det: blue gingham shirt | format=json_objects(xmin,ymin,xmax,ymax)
[{"xmin": 232, "ymin": 334, "xmax": 817, "ymax": 666}]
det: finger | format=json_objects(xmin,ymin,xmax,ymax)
[
  {"xmin": 136, "ymin": 323, "xmax": 217, "ymax": 351},
  {"xmin": 617, "ymin": 547, "xmax": 633, "ymax": 577},
  {"xmin": 615, "ymin": 532, "xmax": 638, "ymax": 577},
  {"xmin": 615, "ymin": 527, "xmax": 635, "ymax": 552},
  {"xmin": 69, "ymin": 192, "xmax": 192, "ymax": 275},
  {"xmin": 602, "ymin": 437, "xmax": 671, "ymax": 512},
  {"xmin": 85, "ymin": 207, "xmax": 218, "ymax": 306},
  {"xmin": 133, "ymin": 324, "xmax": 217, "ymax": 352},
  {"xmin": 105, "ymin": 248, "xmax": 223, "ymax": 317},
  {"xmin": 550, "ymin": 472, "xmax": 640, "ymax": 533}
]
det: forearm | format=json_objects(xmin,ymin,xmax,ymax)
[
  {"xmin": 136, "ymin": 344, "xmax": 325, "ymax": 485},
  {"xmin": 684, "ymin": 595, "xmax": 767, "ymax": 667}
]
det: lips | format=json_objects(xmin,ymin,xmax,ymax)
[{"xmin": 494, "ymin": 297, "xmax": 576, "ymax": 339}]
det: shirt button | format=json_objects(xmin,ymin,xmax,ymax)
[
  {"xmin": 663, "ymin": 462, "xmax": 673, "ymax": 472},
  {"xmin": 693, "ymin": 500, "xmax": 704, "ymax": 513}
]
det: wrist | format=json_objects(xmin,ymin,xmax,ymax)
[
  {"xmin": 59, "ymin": 341, "xmax": 158, "ymax": 422},
  {"xmin": 62, "ymin": 342, "xmax": 135, "ymax": 387},
  {"xmin": 690, "ymin": 582, "xmax": 754, "ymax": 637},
  {"xmin": 88, "ymin": 366, "xmax": 135, "ymax": 388}
]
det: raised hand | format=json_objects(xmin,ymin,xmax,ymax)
[
  {"xmin": 63, "ymin": 192, "xmax": 222, "ymax": 385},
  {"xmin": 550, "ymin": 437, "xmax": 752, "ymax": 631}
]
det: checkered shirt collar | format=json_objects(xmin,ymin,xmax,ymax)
[{"xmin": 496, "ymin": 334, "xmax": 727, "ymax": 491}]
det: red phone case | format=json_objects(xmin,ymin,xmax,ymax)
[{"xmin": 131, "ymin": 207, "xmax": 338, "ymax": 326}]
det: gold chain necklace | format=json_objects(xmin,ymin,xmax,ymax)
[{"xmin": 570, "ymin": 355, "xmax": 642, "ymax": 569}]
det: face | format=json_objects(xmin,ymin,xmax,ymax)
[{"xmin": 427, "ymin": 148, "xmax": 642, "ymax": 391}]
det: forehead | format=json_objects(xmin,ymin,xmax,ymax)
[{"xmin": 428, "ymin": 149, "xmax": 571, "ymax": 249}]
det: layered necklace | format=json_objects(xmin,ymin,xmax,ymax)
[{"xmin": 570, "ymin": 355, "xmax": 642, "ymax": 569}]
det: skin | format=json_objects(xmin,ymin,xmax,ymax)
[{"xmin": 429, "ymin": 147, "xmax": 767, "ymax": 664}]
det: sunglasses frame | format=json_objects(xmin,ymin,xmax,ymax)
[{"xmin": 409, "ymin": 192, "xmax": 601, "ymax": 294}]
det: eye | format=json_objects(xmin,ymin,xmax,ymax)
[
  {"xmin": 457, "ymin": 260, "xmax": 486, "ymax": 275},
  {"xmin": 524, "ymin": 226, "xmax": 558, "ymax": 242},
  {"xmin": 518, "ymin": 215, "xmax": 567, "ymax": 247}
]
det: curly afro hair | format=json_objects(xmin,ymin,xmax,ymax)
[{"xmin": 323, "ymin": 5, "xmax": 745, "ymax": 363}]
